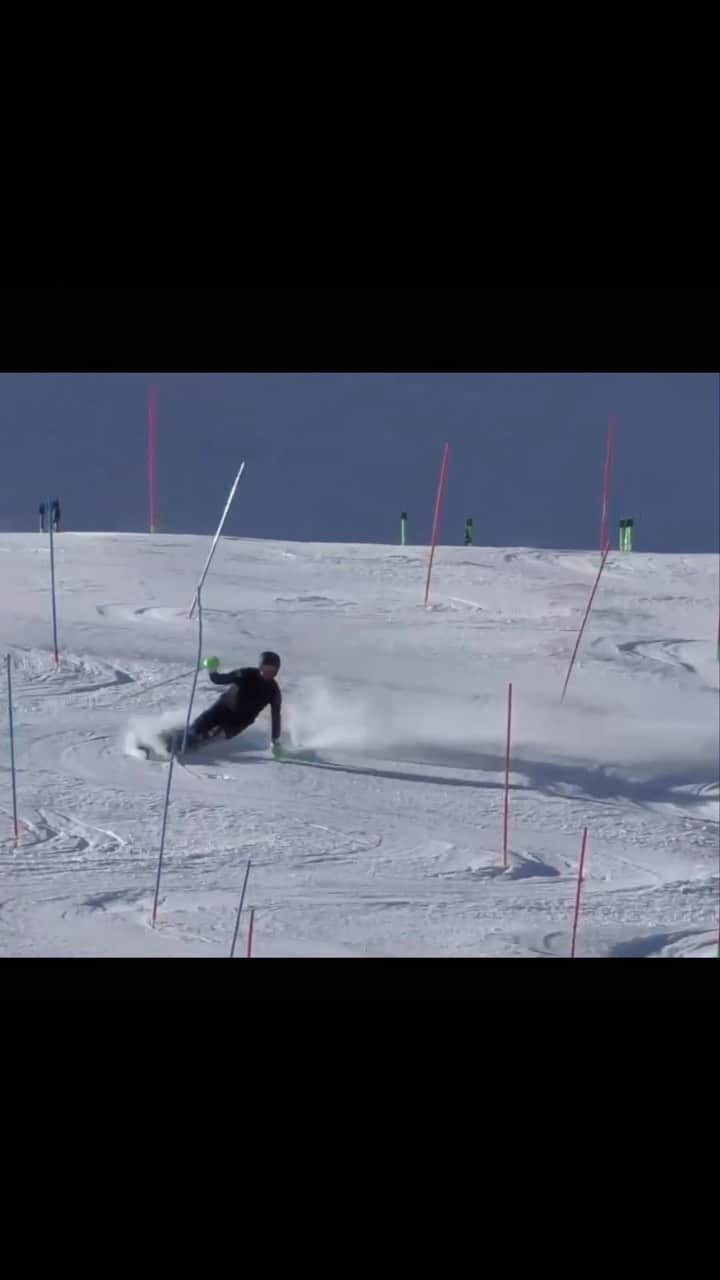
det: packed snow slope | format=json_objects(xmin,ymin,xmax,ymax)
[{"xmin": 1, "ymin": 533, "xmax": 718, "ymax": 957}]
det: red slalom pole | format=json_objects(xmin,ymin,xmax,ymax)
[
  {"xmin": 149, "ymin": 386, "xmax": 157, "ymax": 534},
  {"xmin": 503, "ymin": 682, "xmax": 512, "ymax": 867},
  {"xmin": 599, "ymin": 414, "xmax": 617, "ymax": 554},
  {"xmin": 424, "ymin": 442, "xmax": 450, "ymax": 607},
  {"xmin": 561, "ymin": 547, "xmax": 610, "ymax": 701},
  {"xmin": 247, "ymin": 907, "xmax": 255, "ymax": 958},
  {"xmin": 570, "ymin": 827, "xmax": 589, "ymax": 957}
]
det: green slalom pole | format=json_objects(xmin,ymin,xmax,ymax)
[
  {"xmin": 464, "ymin": 517, "xmax": 473, "ymax": 546},
  {"xmin": 401, "ymin": 512, "xmax": 408, "ymax": 546}
]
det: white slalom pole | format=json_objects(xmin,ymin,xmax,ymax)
[
  {"xmin": 189, "ymin": 462, "xmax": 245, "ymax": 618},
  {"xmin": 48, "ymin": 505, "xmax": 59, "ymax": 666},
  {"xmin": 151, "ymin": 753, "xmax": 175, "ymax": 928},
  {"xmin": 182, "ymin": 585, "xmax": 203, "ymax": 755},
  {"xmin": 229, "ymin": 858, "xmax": 252, "ymax": 958},
  {"xmin": 153, "ymin": 582, "xmax": 206, "ymax": 920},
  {"xmin": 7, "ymin": 655, "xmax": 19, "ymax": 841}
]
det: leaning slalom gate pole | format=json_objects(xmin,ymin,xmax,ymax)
[
  {"xmin": 189, "ymin": 462, "xmax": 245, "ymax": 618},
  {"xmin": 229, "ymin": 859, "xmax": 252, "ymax": 958},
  {"xmin": 599, "ymin": 414, "xmax": 617, "ymax": 555},
  {"xmin": 570, "ymin": 828, "xmax": 589, "ymax": 957},
  {"xmin": 560, "ymin": 547, "xmax": 610, "ymax": 702},
  {"xmin": 152, "ymin": 580, "xmax": 212, "ymax": 923},
  {"xmin": 147, "ymin": 384, "xmax": 156, "ymax": 535},
  {"xmin": 48, "ymin": 499, "xmax": 59, "ymax": 666},
  {"xmin": 151, "ymin": 754, "xmax": 175, "ymax": 927},
  {"xmin": 181, "ymin": 586, "xmax": 204, "ymax": 755},
  {"xmin": 424, "ymin": 443, "xmax": 450, "ymax": 607},
  {"xmin": 247, "ymin": 907, "xmax": 256, "ymax": 958},
  {"xmin": 152, "ymin": 580, "xmax": 213, "ymax": 922},
  {"xmin": 503, "ymin": 682, "xmax": 512, "ymax": 868},
  {"xmin": 6, "ymin": 655, "xmax": 19, "ymax": 841}
]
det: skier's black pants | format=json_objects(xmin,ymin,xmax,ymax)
[{"xmin": 190, "ymin": 704, "xmax": 253, "ymax": 741}]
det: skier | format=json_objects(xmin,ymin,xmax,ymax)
[{"xmin": 182, "ymin": 651, "xmax": 282, "ymax": 752}]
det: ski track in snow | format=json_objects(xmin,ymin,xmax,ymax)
[{"xmin": 0, "ymin": 533, "xmax": 718, "ymax": 957}]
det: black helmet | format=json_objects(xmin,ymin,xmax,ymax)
[{"xmin": 259, "ymin": 650, "xmax": 281, "ymax": 671}]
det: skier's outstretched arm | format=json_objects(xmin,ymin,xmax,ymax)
[{"xmin": 209, "ymin": 668, "xmax": 247, "ymax": 686}]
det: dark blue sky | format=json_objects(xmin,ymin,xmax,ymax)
[{"xmin": 1, "ymin": 373, "xmax": 717, "ymax": 551}]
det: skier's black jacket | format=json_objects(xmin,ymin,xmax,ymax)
[{"xmin": 209, "ymin": 667, "xmax": 282, "ymax": 740}]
